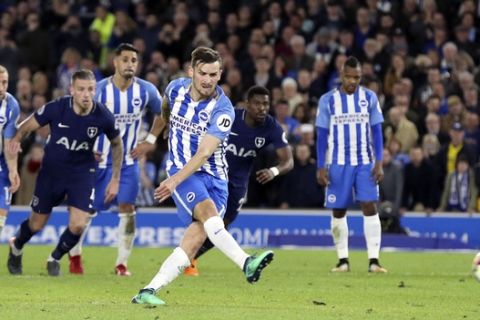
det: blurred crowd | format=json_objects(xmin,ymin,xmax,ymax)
[{"xmin": 1, "ymin": 0, "xmax": 480, "ymax": 214}]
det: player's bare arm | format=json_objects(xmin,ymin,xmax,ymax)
[
  {"xmin": 372, "ymin": 161, "xmax": 384, "ymax": 183},
  {"xmin": 154, "ymin": 134, "xmax": 221, "ymax": 203},
  {"xmin": 256, "ymin": 145, "xmax": 294, "ymax": 184},
  {"xmin": 316, "ymin": 168, "xmax": 329, "ymax": 186},
  {"xmin": 104, "ymin": 135, "xmax": 124, "ymax": 203},
  {"xmin": 4, "ymin": 138, "xmax": 20, "ymax": 193},
  {"xmin": 131, "ymin": 114, "xmax": 166, "ymax": 159},
  {"xmin": 7, "ymin": 115, "xmax": 41, "ymax": 155}
]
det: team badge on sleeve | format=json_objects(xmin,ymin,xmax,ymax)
[{"xmin": 216, "ymin": 114, "xmax": 233, "ymax": 132}]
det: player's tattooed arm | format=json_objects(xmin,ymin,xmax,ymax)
[
  {"xmin": 161, "ymin": 96, "xmax": 170, "ymax": 123},
  {"xmin": 4, "ymin": 138, "xmax": 20, "ymax": 193},
  {"xmin": 104, "ymin": 135, "xmax": 123, "ymax": 203},
  {"xmin": 110, "ymin": 135, "xmax": 123, "ymax": 180},
  {"xmin": 7, "ymin": 114, "xmax": 41, "ymax": 155}
]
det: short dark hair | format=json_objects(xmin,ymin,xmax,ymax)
[
  {"xmin": 246, "ymin": 85, "xmax": 270, "ymax": 100},
  {"xmin": 115, "ymin": 43, "xmax": 139, "ymax": 56},
  {"xmin": 344, "ymin": 56, "xmax": 360, "ymax": 69},
  {"xmin": 72, "ymin": 69, "xmax": 95, "ymax": 82},
  {"xmin": 191, "ymin": 46, "xmax": 222, "ymax": 68}
]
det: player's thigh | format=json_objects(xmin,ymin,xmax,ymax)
[
  {"xmin": 325, "ymin": 164, "xmax": 355, "ymax": 209},
  {"xmin": 93, "ymin": 167, "xmax": 113, "ymax": 211},
  {"xmin": 117, "ymin": 163, "xmax": 140, "ymax": 205},
  {"xmin": 205, "ymin": 173, "xmax": 228, "ymax": 218},
  {"xmin": 354, "ymin": 163, "xmax": 379, "ymax": 202},
  {"xmin": 66, "ymin": 171, "xmax": 96, "ymax": 213},
  {"xmin": 32, "ymin": 169, "xmax": 67, "ymax": 214},
  {"xmin": 224, "ymin": 184, "xmax": 247, "ymax": 226},
  {"xmin": 172, "ymin": 172, "xmax": 212, "ymax": 225},
  {"xmin": 0, "ymin": 175, "xmax": 12, "ymax": 211}
]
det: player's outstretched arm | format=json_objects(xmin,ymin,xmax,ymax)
[
  {"xmin": 4, "ymin": 139, "xmax": 20, "ymax": 193},
  {"xmin": 256, "ymin": 145, "xmax": 294, "ymax": 184},
  {"xmin": 7, "ymin": 115, "xmax": 41, "ymax": 155},
  {"xmin": 104, "ymin": 135, "xmax": 123, "ymax": 203},
  {"xmin": 154, "ymin": 134, "xmax": 221, "ymax": 203}
]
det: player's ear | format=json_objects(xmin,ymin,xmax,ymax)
[{"xmin": 188, "ymin": 65, "xmax": 193, "ymax": 77}]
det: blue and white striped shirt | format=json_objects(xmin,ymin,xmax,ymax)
[
  {"xmin": 316, "ymin": 86, "xmax": 383, "ymax": 165},
  {"xmin": 165, "ymin": 78, "xmax": 234, "ymax": 180},
  {"xmin": 0, "ymin": 93, "xmax": 20, "ymax": 173},
  {"xmin": 94, "ymin": 77, "xmax": 162, "ymax": 168}
]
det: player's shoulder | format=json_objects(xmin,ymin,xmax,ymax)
[
  {"xmin": 94, "ymin": 101, "xmax": 114, "ymax": 117},
  {"xmin": 4, "ymin": 93, "xmax": 19, "ymax": 109},
  {"xmin": 134, "ymin": 77, "xmax": 157, "ymax": 90},
  {"xmin": 47, "ymin": 96, "xmax": 70, "ymax": 109},
  {"xmin": 166, "ymin": 77, "xmax": 190, "ymax": 94},
  {"xmin": 319, "ymin": 88, "xmax": 337, "ymax": 101},
  {"xmin": 264, "ymin": 113, "xmax": 280, "ymax": 129},
  {"xmin": 360, "ymin": 86, "xmax": 378, "ymax": 100},
  {"xmin": 96, "ymin": 77, "xmax": 110, "ymax": 90},
  {"xmin": 215, "ymin": 86, "xmax": 233, "ymax": 111}
]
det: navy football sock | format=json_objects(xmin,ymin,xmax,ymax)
[
  {"xmin": 51, "ymin": 228, "xmax": 81, "ymax": 260},
  {"xmin": 14, "ymin": 220, "xmax": 37, "ymax": 250}
]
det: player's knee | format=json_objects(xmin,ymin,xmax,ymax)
[
  {"xmin": 332, "ymin": 209, "xmax": 347, "ymax": 218},
  {"xmin": 361, "ymin": 202, "xmax": 377, "ymax": 216},
  {"xmin": 193, "ymin": 199, "xmax": 217, "ymax": 223}
]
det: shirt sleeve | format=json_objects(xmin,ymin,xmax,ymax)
[
  {"xmin": 206, "ymin": 95, "xmax": 235, "ymax": 141},
  {"xmin": 33, "ymin": 101, "xmax": 56, "ymax": 127},
  {"xmin": 145, "ymin": 82, "xmax": 162, "ymax": 114},
  {"xmin": 315, "ymin": 94, "xmax": 331, "ymax": 129},
  {"xmin": 270, "ymin": 120, "xmax": 289, "ymax": 149},
  {"xmin": 3, "ymin": 97, "xmax": 20, "ymax": 139},
  {"xmin": 102, "ymin": 106, "xmax": 120, "ymax": 140},
  {"xmin": 368, "ymin": 92, "xmax": 384, "ymax": 126}
]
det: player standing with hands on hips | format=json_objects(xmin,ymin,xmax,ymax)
[
  {"xmin": 68, "ymin": 43, "xmax": 163, "ymax": 276},
  {"xmin": 6, "ymin": 69, "xmax": 123, "ymax": 276},
  {"xmin": 131, "ymin": 47, "xmax": 274, "ymax": 306},
  {"xmin": 316, "ymin": 56, "xmax": 387, "ymax": 273}
]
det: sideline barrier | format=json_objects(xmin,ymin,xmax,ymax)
[{"xmin": 1, "ymin": 207, "xmax": 479, "ymax": 249}]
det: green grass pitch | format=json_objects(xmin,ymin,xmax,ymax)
[{"xmin": 0, "ymin": 245, "xmax": 478, "ymax": 320}]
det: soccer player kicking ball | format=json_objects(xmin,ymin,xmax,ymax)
[
  {"xmin": 184, "ymin": 85, "xmax": 294, "ymax": 276},
  {"xmin": 6, "ymin": 69, "xmax": 123, "ymax": 276},
  {"xmin": 316, "ymin": 56, "xmax": 387, "ymax": 273},
  {"xmin": 131, "ymin": 47, "xmax": 274, "ymax": 306}
]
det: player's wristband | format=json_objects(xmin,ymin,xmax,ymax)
[
  {"xmin": 145, "ymin": 133, "xmax": 157, "ymax": 145},
  {"xmin": 269, "ymin": 167, "xmax": 280, "ymax": 177}
]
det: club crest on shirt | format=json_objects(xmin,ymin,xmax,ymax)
[
  {"xmin": 199, "ymin": 110, "xmax": 209, "ymax": 122},
  {"xmin": 132, "ymin": 97, "xmax": 142, "ymax": 108},
  {"xmin": 255, "ymin": 137, "xmax": 265, "ymax": 148},
  {"xmin": 359, "ymin": 99, "xmax": 369, "ymax": 109},
  {"xmin": 87, "ymin": 127, "xmax": 98, "ymax": 138},
  {"xmin": 186, "ymin": 192, "xmax": 195, "ymax": 202}
]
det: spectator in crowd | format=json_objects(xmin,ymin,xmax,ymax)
[
  {"xmin": 435, "ymin": 121, "xmax": 478, "ymax": 190},
  {"xmin": 401, "ymin": 146, "xmax": 436, "ymax": 214},
  {"xmin": 379, "ymin": 148, "xmax": 404, "ymax": 215},
  {"xmin": 438, "ymin": 155, "xmax": 478, "ymax": 214},
  {"xmin": 280, "ymin": 144, "xmax": 323, "ymax": 208},
  {"xmin": 384, "ymin": 106, "xmax": 419, "ymax": 153}
]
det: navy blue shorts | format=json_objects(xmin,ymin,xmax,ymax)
[
  {"xmin": 224, "ymin": 183, "xmax": 247, "ymax": 225},
  {"xmin": 31, "ymin": 167, "xmax": 95, "ymax": 214}
]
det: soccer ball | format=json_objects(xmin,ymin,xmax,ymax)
[{"xmin": 472, "ymin": 252, "xmax": 480, "ymax": 282}]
